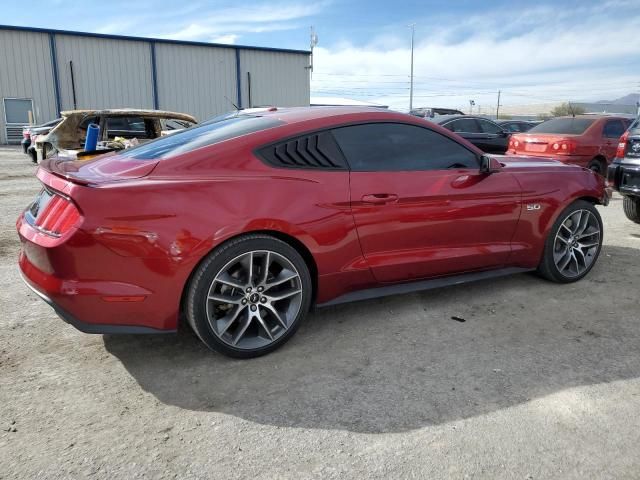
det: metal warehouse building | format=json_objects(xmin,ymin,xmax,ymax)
[{"xmin": 0, "ymin": 25, "xmax": 311, "ymax": 144}]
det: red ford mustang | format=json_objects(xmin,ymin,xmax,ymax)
[{"xmin": 18, "ymin": 107, "xmax": 610, "ymax": 358}]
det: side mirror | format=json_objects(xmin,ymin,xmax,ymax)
[
  {"xmin": 500, "ymin": 130, "xmax": 509, "ymax": 137},
  {"xmin": 480, "ymin": 155, "xmax": 502, "ymax": 174}
]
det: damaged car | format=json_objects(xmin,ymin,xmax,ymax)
[{"xmin": 34, "ymin": 109, "xmax": 197, "ymax": 162}]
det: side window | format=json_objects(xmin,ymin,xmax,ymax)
[
  {"xmin": 504, "ymin": 123, "xmax": 520, "ymax": 132},
  {"xmin": 331, "ymin": 123, "xmax": 478, "ymax": 171},
  {"xmin": 446, "ymin": 118, "xmax": 481, "ymax": 134},
  {"xmin": 106, "ymin": 116, "xmax": 151, "ymax": 139},
  {"xmin": 603, "ymin": 120, "xmax": 625, "ymax": 138},
  {"xmin": 477, "ymin": 119, "xmax": 503, "ymax": 134}
]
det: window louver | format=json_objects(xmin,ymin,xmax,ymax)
[{"xmin": 257, "ymin": 131, "xmax": 348, "ymax": 170}]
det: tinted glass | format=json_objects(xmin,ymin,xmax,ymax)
[
  {"xmin": 477, "ymin": 119, "xmax": 502, "ymax": 134},
  {"xmin": 106, "ymin": 117, "xmax": 145, "ymax": 133},
  {"xmin": 529, "ymin": 118, "xmax": 595, "ymax": 135},
  {"xmin": 446, "ymin": 118, "xmax": 481, "ymax": 133},
  {"xmin": 332, "ymin": 123, "xmax": 478, "ymax": 171},
  {"xmin": 603, "ymin": 120, "xmax": 625, "ymax": 138},
  {"xmin": 503, "ymin": 123, "xmax": 522, "ymax": 132},
  {"xmin": 118, "ymin": 115, "xmax": 283, "ymax": 160}
]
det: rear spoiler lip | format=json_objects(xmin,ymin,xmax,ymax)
[
  {"xmin": 38, "ymin": 156, "xmax": 160, "ymax": 187},
  {"xmin": 36, "ymin": 167, "xmax": 79, "ymax": 193}
]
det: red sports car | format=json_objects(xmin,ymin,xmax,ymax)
[
  {"xmin": 506, "ymin": 115, "xmax": 632, "ymax": 175},
  {"xmin": 18, "ymin": 107, "xmax": 609, "ymax": 358}
]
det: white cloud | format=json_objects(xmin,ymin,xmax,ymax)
[
  {"xmin": 157, "ymin": 0, "xmax": 329, "ymax": 44},
  {"xmin": 311, "ymin": 3, "xmax": 640, "ymax": 112},
  {"xmin": 210, "ymin": 34, "xmax": 239, "ymax": 45}
]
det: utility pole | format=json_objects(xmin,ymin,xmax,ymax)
[
  {"xmin": 309, "ymin": 26, "xmax": 318, "ymax": 79},
  {"xmin": 408, "ymin": 24, "xmax": 415, "ymax": 112},
  {"xmin": 496, "ymin": 90, "xmax": 501, "ymax": 119}
]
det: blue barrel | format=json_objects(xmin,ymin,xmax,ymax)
[{"xmin": 85, "ymin": 123, "xmax": 100, "ymax": 151}]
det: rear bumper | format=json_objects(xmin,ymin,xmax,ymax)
[
  {"xmin": 18, "ymin": 249, "xmax": 177, "ymax": 335},
  {"xmin": 19, "ymin": 269, "xmax": 173, "ymax": 334}
]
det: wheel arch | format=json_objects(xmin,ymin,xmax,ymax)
[
  {"xmin": 589, "ymin": 155, "xmax": 608, "ymax": 172},
  {"xmin": 178, "ymin": 229, "xmax": 319, "ymax": 325}
]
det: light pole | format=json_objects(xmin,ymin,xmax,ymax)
[
  {"xmin": 469, "ymin": 99, "xmax": 475, "ymax": 114},
  {"xmin": 408, "ymin": 24, "xmax": 415, "ymax": 112}
]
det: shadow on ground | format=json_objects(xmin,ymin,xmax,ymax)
[{"xmin": 104, "ymin": 245, "xmax": 640, "ymax": 433}]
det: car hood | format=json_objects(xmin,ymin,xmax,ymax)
[{"xmin": 40, "ymin": 152, "xmax": 158, "ymax": 185}]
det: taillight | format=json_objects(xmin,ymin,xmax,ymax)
[
  {"xmin": 550, "ymin": 139, "xmax": 577, "ymax": 154},
  {"xmin": 508, "ymin": 137, "xmax": 520, "ymax": 151},
  {"xmin": 616, "ymin": 130, "xmax": 629, "ymax": 158},
  {"xmin": 32, "ymin": 194, "xmax": 81, "ymax": 237}
]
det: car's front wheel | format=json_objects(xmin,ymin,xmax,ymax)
[
  {"xmin": 623, "ymin": 196, "xmax": 640, "ymax": 224},
  {"xmin": 186, "ymin": 234, "xmax": 312, "ymax": 358},
  {"xmin": 537, "ymin": 200, "xmax": 603, "ymax": 283}
]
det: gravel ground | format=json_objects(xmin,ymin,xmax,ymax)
[{"xmin": 1, "ymin": 144, "xmax": 640, "ymax": 479}]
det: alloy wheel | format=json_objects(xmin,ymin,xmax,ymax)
[
  {"xmin": 553, "ymin": 209, "xmax": 601, "ymax": 278},
  {"xmin": 205, "ymin": 250, "xmax": 303, "ymax": 350}
]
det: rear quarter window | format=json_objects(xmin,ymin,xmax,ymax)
[{"xmin": 118, "ymin": 116, "xmax": 284, "ymax": 160}]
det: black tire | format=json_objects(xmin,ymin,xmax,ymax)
[
  {"xmin": 623, "ymin": 196, "xmax": 640, "ymax": 224},
  {"xmin": 185, "ymin": 234, "xmax": 312, "ymax": 358},
  {"xmin": 587, "ymin": 158, "xmax": 606, "ymax": 175},
  {"xmin": 537, "ymin": 200, "xmax": 603, "ymax": 283}
]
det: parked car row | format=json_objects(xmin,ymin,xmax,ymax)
[
  {"xmin": 18, "ymin": 106, "xmax": 611, "ymax": 358},
  {"xmin": 20, "ymin": 109, "xmax": 197, "ymax": 163},
  {"xmin": 608, "ymin": 116, "xmax": 640, "ymax": 224},
  {"xmin": 21, "ymin": 118, "xmax": 62, "ymax": 162}
]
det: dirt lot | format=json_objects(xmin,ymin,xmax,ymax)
[{"xmin": 1, "ymin": 144, "xmax": 639, "ymax": 479}]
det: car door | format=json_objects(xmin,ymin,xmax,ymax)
[
  {"xmin": 477, "ymin": 119, "xmax": 509, "ymax": 153},
  {"xmin": 332, "ymin": 122, "xmax": 522, "ymax": 283},
  {"xmin": 602, "ymin": 119, "xmax": 626, "ymax": 160},
  {"xmin": 443, "ymin": 118, "xmax": 484, "ymax": 149}
]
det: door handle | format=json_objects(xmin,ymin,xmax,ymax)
[{"xmin": 361, "ymin": 193, "xmax": 399, "ymax": 205}]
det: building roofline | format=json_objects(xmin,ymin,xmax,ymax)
[{"xmin": 0, "ymin": 24, "xmax": 311, "ymax": 55}]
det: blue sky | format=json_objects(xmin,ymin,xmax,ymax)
[{"xmin": 4, "ymin": 0, "xmax": 640, "ymax": 111}]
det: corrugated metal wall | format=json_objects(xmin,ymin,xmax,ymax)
[
  {"xmin": 0, "ymin": 27, "xmax": 310, "ymax": 144},
  {"xmin": 240, "ymin": 50, "xmax": 310, "ymax": 108},
  {"xmin": 0, "ymin": 30, "xmax": 58, "ymax": 144},
  {"xmin": 154, "ymin": 43, "xmax": 237, "ymax": 122},
  {"xmin": 54, "ymin": 34, "xmax": 154, "ymax": 111}
]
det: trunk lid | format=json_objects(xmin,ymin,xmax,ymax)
[
  {"xmin": 509, "ymin": 133, "xmax": 577, "ymax": 155},
  {"xmin": 40, "ymin": 152, "xmax": 158, "ymax": 185}
]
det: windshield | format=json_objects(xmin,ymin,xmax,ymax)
[
  {"xmin": 118, "ymin": 115, "xmax": 284, "ymax": 160},
  {"xmin": 528, "ymin": 118, "xmax": 595, "ymax": 135}
]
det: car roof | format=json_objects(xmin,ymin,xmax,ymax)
[
  {"xmin": 60, "ymin": 109, "xmax": 197, "ymax": 123},
  {"xmin": 429, "ymin": 114, "xmax": 497, "ymax": 124},
  {"xmin": 552, "ymin": 115, "xmax": 630, "ymax": 121},
  {"xmin": 250, "ymin": 106, "xmax": 419, "ymax": 124}
]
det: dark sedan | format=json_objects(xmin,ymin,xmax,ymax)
[
  {"xmin": 497, "ymin": 120, "xmax": 537, "ymax": 133},
  {"xmin": 429, "ymin": 115, "xmax": 510, "ymax": 153}
]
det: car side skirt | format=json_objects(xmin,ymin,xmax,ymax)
[{"xmin": 316, "ymin": 267, "xmax": 533, "ymax": 308}]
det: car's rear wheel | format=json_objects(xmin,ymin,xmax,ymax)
[
  {"xmin": 186, "ymin": 234, "xmax": 312, "ymax": 358},
  {"xmin": 623, "ymin": 196, "xmax": 640, "ymax": 224},
  {"xmin": 537, "ymin": 200, "xmax": 603, "ymax": 283},
  {"xmin": 587, "ymin": 158, "xmax": 606, "ymax": 175}
]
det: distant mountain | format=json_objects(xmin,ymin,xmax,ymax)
[{"xmin": 595, "ymin": 93, "xmax": 639, "ymax": 105}]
